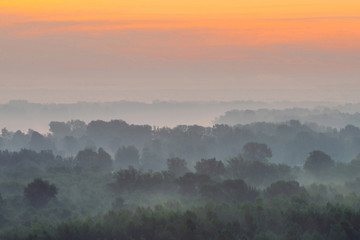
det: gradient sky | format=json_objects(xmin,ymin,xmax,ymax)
[{"xmin": 1, "ymin": 0, "xmax": 360, "ymax": 103}]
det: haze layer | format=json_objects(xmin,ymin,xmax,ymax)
[{"xmin": 1, "ymin": 1, "xmax": 360, "ymax": 102}]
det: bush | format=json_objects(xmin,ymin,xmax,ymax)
[{"xmin": 24, "ymin": 178, "xmax": 57, "ymax": 207}]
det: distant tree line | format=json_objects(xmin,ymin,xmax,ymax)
[{"xmin": 2, "ymin": 119, "xmax": 360, "ymax": 167}]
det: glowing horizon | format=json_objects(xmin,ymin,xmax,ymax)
[{"xmin": 1, "ymin": 0, "xmax": 360, "ymax": 103}]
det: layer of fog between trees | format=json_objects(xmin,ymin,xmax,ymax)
[
  {"xmin": 2, "ymin": 123, "xmax": 360, "ymax": 238},
  {"xmin": 2, "ymin": 109, "xmax": 360, "ymax": 238},
  {"xmin": 2, "ymin": 117, "xmax": 360, "ymax": 168},
  {"xmin": 4, "ymin": 100, "xmax": 360, "ymax": 132}
]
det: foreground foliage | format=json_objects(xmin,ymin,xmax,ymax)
[
  {"xmin": 1, "ymin": 146, "xmax": 360, "ymax": 239},
  {"xmin": 1, "ymin": 199, "xmax": 360, "ymax": 240}
]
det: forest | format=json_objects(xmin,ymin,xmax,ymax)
[
  {"xmin": 2, "ymin": 118, "xmax": 360, "ymax": 166},
  {"xmin": 1, "ymin": 119, "xmax": 360, "ymax": 239},
  {"xmin": 3, "ymin": 0, "xmax": 359, "ymax": 237}
]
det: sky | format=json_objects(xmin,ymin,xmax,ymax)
[{"xmin": 1, "ymin": 0, "xmax": 360, "ymax": 103}]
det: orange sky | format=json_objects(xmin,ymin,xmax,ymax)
[
  {"xmin": 2, "ymin": 0, "xmax": 360, "ymax": 18},
  {"xmin": 1, "ymin": 0, "xmax": 359, "ymax": 48},
  {"xmin": 1, "ymin": 0, "xmax": 360, "ymax": 103}
]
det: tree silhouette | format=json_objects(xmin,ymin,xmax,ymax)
[
  {"xmin": 75, "ymin": 148, "xmax": 112, "ymax": 172},
  {"xmin": 115, "ymin": 145, "xmax": 140, "ymax": 169},
  {"xmin": 243, "ymin": 142, "xmax": 272, "ymax": 162},
  {"xmin": 265, "ymin": 180, "xmax": 304, "ymax": 198},
  {"xmin": 24, "ymin": 178, "xmax": 57, "ymax": 207},
  {"xmin": 167, "ymin": 157, "xmax": 189, "ymax": 178},
  {"xmin": 304, "ymin": 150, "xmax": 334, "ymax": 175},
  {"xmin": 195, "ymin": 158, "xmax": 225, "ymax": 176}
]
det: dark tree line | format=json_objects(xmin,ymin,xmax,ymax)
[
  {"xmin": 3, "ymin": 119, "xmax": 360, "ymax": 167},
  {"xmin": 3, "ymin": 197, "xmax": 360, "ymax": 240},
  {"xmin": 0, "ymin": 146, "xmax": 360, "ymax": 238}
]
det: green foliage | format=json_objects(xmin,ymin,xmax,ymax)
[
  {"xmin": 200, "ymin": 179, "xmax": 259, "ymax": 203},
  {"xmin": 265, "ymin": 181, "xmax": 305, "ymax": 198},
  {"xmin": 2, "ymin": 146, "xmax": 360, "ymax": 239},
  {"xmin": 111, "ymin": 167, "xmax": 173, "ymax": 193},
  {"xmin": 226, "ymin": 157, "xmax": 292, "ymax": 186},
  {"xmin": 176, "ymin": 173, "xmax": 211, "ymax": 195},
  {"xmin": 115, "ymin": 145, "xmax": 140, "ymax": 169},
  {"xmin": 253, "ymin": 232, "xmax": 278, "ymax": 240},
  {"xmin": 75, "ymin": 148, "xmax": 112, "ymax": 172},
  {"xmin": 243, "ymin": 142, "xmax": 272, "ymax": 162},
  {"xmin": 24, "ymin": 178, "xmax": 57, "ymax": 208},
  {"xmin": 195, "ymin": 158, "xmax": 226, "ymax": 176},
  {"xmin": 167, "ymin": 157, "xmax": 189, "ymax": 178},
  {"xmin": 304, "ymin": 151, "xmax": 335, "ymax": 175},
  {"xmin": 3, "ymin": 199, "xmax": 360, "ymax": 240}
]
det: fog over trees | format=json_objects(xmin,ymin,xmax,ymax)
[
  {"xmin": 3, "ymin": 100, "xmax": 360, "ymax": 132},
  {"xmin": 2, "ymin": 103, "xmax": 360, "ymax": 239},
  {"xmin": 216, "ymin": 108, "xmax": 360, "ymax": 128},
  {"xmin": 2, "ymin": 117, "xmax": 360, "ymax": 167}
]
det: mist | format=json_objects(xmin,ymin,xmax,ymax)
[
  {"xmin": 0, "ymin": 99, "xmax": 354, "ymax": 133},
  {"xmin": 2, "ymin": 0, "xmax": 360, "ymax": 237},
  {"xmin": 1, "ymin": 100, "xmax": 360, "ymax": 238}
]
